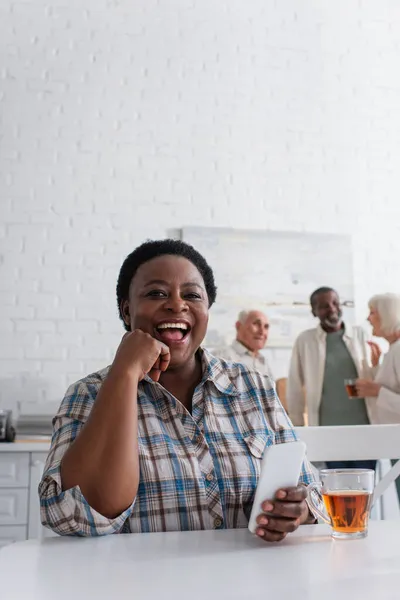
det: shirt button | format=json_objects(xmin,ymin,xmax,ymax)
[
  {"xmin": 206, "ymin": 473, "xmax": 214, "ymax": 482},
  {"xmin": 213, "ymin": 517, "xmax": 223, "ymax": 529}
]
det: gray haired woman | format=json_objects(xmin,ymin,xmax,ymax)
[
  {"xmin": 356, "ymin": 293, "xmax": 400, "ymax": 498},
  {"xmin": 356, "ymin": 293, "xmax": 400, "ymax": 420}
]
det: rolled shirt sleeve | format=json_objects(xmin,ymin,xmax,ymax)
[{"xmin": 38, "ymin": 378, "xmax": 135, "ymax": 536}]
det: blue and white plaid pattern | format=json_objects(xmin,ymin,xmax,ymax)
[{"xmin": 39, "ymin": 349, "xmax": 314, "ymax": 536}]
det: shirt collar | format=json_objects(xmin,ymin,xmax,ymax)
[
  {"xmin": 231, "ymin": 339, "xmax": 251, "ymax": 356},
  {"xmin": 231, "ymin": 338, "xmax": 265, "ymax": 364},
  {"xmin": 316, "ymin": 322, "xmax": 353, "ymax": 339},
  {"xmin": 199, "ymin": 348, "xmax": 240, "ymax": 396}
]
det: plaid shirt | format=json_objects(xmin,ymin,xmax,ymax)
[{"xmin": 39, "ymin": 349, "xmax": 314, "ymax": 536}]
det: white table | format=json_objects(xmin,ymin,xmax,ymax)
[{"xmin": 1, "ymin": 521, "xmax": 400, "ymax": 600}]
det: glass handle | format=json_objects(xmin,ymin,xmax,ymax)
[{"xmin": 306, "ymin": 482, "xmax": 331, "ymax": 525}]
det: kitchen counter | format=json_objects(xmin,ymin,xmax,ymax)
[{"xmin": 0, "ymin": 438, "xmax": 51, "ymax": 453}]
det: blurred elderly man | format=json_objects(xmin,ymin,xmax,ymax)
[
  {"xmin": 215, "ymin": 309, "xmax": 274, "ymax": 379},
  {"xmin": 215, "ymin": 310, "xmax": 289, "ymax": 410}
]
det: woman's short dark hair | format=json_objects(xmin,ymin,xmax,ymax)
[{"xmin": 116, "ymin": 239, "xmax": 217, "ymax": 329}]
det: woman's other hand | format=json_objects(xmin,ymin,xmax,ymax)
[
  {"xmin": 367, "ymin": 341, "xmax": 382, "ymax": 368},
  {"xmin": 112, "ymin": 330, "xmax": 171, "ymax": 382},
  {"xmin": 356, "ymin": 378, "xmax": 382, "ymax": 398}
]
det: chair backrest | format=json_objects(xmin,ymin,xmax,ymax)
[
  {"xmin": 275, "ymin": 378, "xmax": 288, "ymax": 412},
  {"xmin": 294, "ymin": 424, "xmax": 400, "ymax": 462},
  {"xmin": 295, "ymin": 424, "xmax": 400, "ymax": 517}
]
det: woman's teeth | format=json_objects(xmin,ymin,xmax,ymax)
[{"xmin": 157, "ymin": 323, "xmax": 188, "ymax": 330}]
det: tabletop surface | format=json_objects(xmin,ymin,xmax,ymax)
[{"xmin": 1, "ymin": 521, "xmax": 400, "ymax": 600}]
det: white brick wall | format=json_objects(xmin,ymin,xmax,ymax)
[{"xmin": 1, "ymin": 0, "xmax": 400, "ymax": 411}]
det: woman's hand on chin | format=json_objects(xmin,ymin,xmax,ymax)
[{"xmin": 111, "ymin": 330, "xmax": 171, "ymax": 382}]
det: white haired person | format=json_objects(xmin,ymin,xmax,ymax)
[
  {"xmin": 213, "ymin": 310, "xmax": 288, "ymax": 409},
  {"xmin": 356, "ymin": 293, "xmax": 400, "ymax": 422},
  {"xmin": 355, "ymin": 293, "xmax": 400, "ymax": 499},
  {"xmin": 215, "ymin": 310, "xmax": 272, "ymax": 378}
]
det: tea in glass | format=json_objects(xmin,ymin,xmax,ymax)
[
  {"xmin": 322, "ymin": 489, "xmax": 371, "ymax": 534},
  {"xmin": 344, "ymin": 378, "xmax": 358, "ymax": 398},
  {"xmin": 307, "ymin": 469, "xmax": 374, "ymax": 539}
]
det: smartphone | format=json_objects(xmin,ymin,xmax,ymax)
[{"xmin": 248, "ymin": 440, "xmax": 307, "ymax": 534}]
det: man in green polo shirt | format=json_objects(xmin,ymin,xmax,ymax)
[{"xmin": 287, "ymin": 286, "xmax": 375, "ymax": 470}]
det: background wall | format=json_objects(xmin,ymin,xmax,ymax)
[{"xmin": 1, "ymin": 0, "xmax": 400, "ymax": 410}]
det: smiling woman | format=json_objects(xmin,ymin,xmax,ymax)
[{"xmin": 39, "ymin": 239, "xmax": 315, "ymax": 542}]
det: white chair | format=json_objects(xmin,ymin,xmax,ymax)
[{"xmin": 295, "ymin": 424, "xmax": 400, "ymax": 520}]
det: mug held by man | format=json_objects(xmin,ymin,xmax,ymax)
[{"xmin": 344, "ymin": 378, "xmax": 358, "ymax": 399}]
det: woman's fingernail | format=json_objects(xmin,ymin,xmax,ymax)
[
  {"xmin": 257, "ymin": 529, "xmax": 265, "ymax": 537},
  {"xmin": 277, "ymin": 490, "xmax": 287, "ymax": 499},
  {"xmin": 262, "ymin": 502, "xmax": 273, "ymax": 512},
  {"xmin": 260, "ymin": 517, "xmax": 268, "ymax": 526}
]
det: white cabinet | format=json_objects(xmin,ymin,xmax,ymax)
[
  {"xmin": 0, "ymin": 454, "xmax": 29, "ymax": 487},
  {"xmin": 0, "ymin": 447, "xmax": 57, "ymax": 547},
  {"xmin": 0, "ymin": 488, "xmax": 28, "ymax": 525}
]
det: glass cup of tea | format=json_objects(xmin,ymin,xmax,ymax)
[
  {"xmin": 307, "ymin": 469, "xmax": 375, "ymax": 540},
  {"xmin": 344, "ymin": 378, "xmax": 358, "ymax": 398}
]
